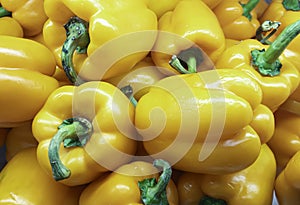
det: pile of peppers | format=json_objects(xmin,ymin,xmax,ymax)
[{"xmin": 1, "ymin": 0, "xmax": 300, "ymax": 204}]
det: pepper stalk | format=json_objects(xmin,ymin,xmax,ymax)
[
  {"xmin": 240, "ymin": 0, "xmax": 260, "ymax": 21},
  {"xmin": 251, "ymin": 19, "xmax": 300, "ymax": 76},
  {"xmin": 61, "ymin": 16, "xmax": 90, "ymax": 86},
  {"xmin": 138, "ymin": 159, "xmax": 172, "ymax": 205},
  {"xmin": 169, "ymin": 47, "xmax": 204, "ymax": 74},
  {"xmin": 256, "ymin": 20, "xmax": 281, "ymax": 45},
  {"xmin": 120, "ymin": 85, "xmax": 138, "ymax": 107},
  {"xmin": 48, "ymin": 117, "xmax": 93, "ymax": 181}
]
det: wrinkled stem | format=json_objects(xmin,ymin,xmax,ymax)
[
  {"xmin": 120, "ymin": 85, "xmax": 138, "ymax": 107},
  {"xmin": 138, "ymin": 159, "xmax": 172, "ymax": 205},
  {"xmin": 251, "ymin": 20, "xmax": 300, "ymax": 76},
  {"xmin": 282, "ymin": 0, "xmax": 300, "ymax": 11},
  {"xmin": 240, "ymin": 0, "xmax": 260, "ymax": 21},
  {"xmin": 169, "ymin": 47, "xmax": 203, "ymax": 74},
  {"xmin": 0, "ymin": 6, "xmax": 11, "ymax": 17},
  {"xmin": 199, "ymin": 195, "xmax": 227, "ymax": 205},
  {"xmin": 48, "ymin": 117, "xmax": 93, "ymax": 181},
  {"xmin": 256, "ymin": 20, "xmax": 281, "ymax": 45},
  {"xmin": 61, "ymin": 16, "xmax": 90, "ymax": 86}
]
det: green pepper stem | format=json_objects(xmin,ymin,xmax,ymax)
[
  {"xmin": 120, "ymin": 85, "xmax": 138, "ymax": 107},
  {"xmin": 256, "ymin": 20, "xmax": 281, "ymax": 45},
  {"xmin": 48, "ymin": 117, "xmax": 93, "ymax": 181},
  {"xmin": 151, "ymin": 159, "xmax": 172, "ymax": 196},
  {"xmin": 282, "ymin": 0, "xmax": 300, "ymax": 11},
  {"xmin": 138, "ymin": 159, "xmax": 172, "ymax": 205},
  {"xmin": 0, "ymin": 6, "xmax": 11, "ymax": 17},
  {"xmin": 169, "ymin": 47, "xmax": 203, "ymax": 74},
  {"xmin": 61, "ymin": 16, "xmax": 90, "ymax": 86},
  {"xmin": 240, "ymin": 0, "xmax": 260, "ymax": 21},
  {"xmin": 251, "ymin": 19, "xmax": 300, "ymax": 76},
  {"xmin": 199, "ymin": 195, "xmax": 227, "ymax": 205}
]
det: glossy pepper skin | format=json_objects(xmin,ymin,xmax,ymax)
[
  {"xmin": 79, "ymin": 159, "xmax": 179, "ymax": 205},
  {"xmin": 32, "ymin": 81, "xmax": 138, "ymax": 186},
  {"xmin": 213, "ymin": 0, "xmax": 261, "ymax": 40},
  {"xmin": 135, "ymin": 69, "xmax": 262, "ymax": 175},
  {"xmin": 0, "ymin": 0, "xmax": 47, "ymax": 37},
  {"xmin": 176, "ymin": 144, "xmax": 276, "ymax": 205},
  {"xmin": 215, "ymin": 20, "xmax": 300, "ymax": 112},
  {"xmin": 143, "ymin": 0, "xmax": 182, "ymax": 18},
  {"xmin": 43, "ymin": 0, "xmax": 157, "ymax": 83},
  {"xmin": 275, "ymin": 150, "xmax": 300, "ymax": 205},
  {"xmin": 268, "ymin": 79, "xmax": 300, "ymax": 172},
  {"xmin": 151, "ymin": 0, "xmax": 226, "ymax": 75},
  {"xmin": 0, "ymin": 16, "xmax": 23, "ymax": 37},
  {"xmin": 5, "ymin": 121, "xmax": 38, "ymax": 161},
  {"xmin": 0, "ymin": 148, "xmax": 84, "ymax": 205},
  {"xmin": 0, "ymin": 35, "xmax": 56, "ymax": 76},
  {"xmin": 250, "ymin": 103, "xmax": 275, "ymax": 144},
  {"xmin": 0, "ymin": 35, "xmax": 58, "ymax": 125},
  {"xmin": 260, "ymin": 0, "xmax": 300, "ymax": 70},
  {"xmin": 0, "ymin": 36, "xmax": 59, "ymax": 128},
  {"xmin": 105, "ymin": 56, "xmax": 167, "ymax": 101},
  {"xmin": 201, "ymin": 0, "xmax": 223, "ymax": 9}
]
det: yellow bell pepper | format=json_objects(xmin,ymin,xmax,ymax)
[
  {"xmin": 79, "ymin": 159, "xmax": 179, "ymax": 205},
  {"xmin": 52, "ymin": 66, "xmax": 73, "ymax": 87},
  {"xmin": 0, "ymin": 35, "xmax": 56, "ymax": 76},
  {"xmin": 250, "ymin": 104, "xmax": 275, "ymax": 144},
  {"xmin": 135, "ymin": 69, "xmax": 262, "ymax": 175},
  {"xmin": 0, "ymin": 0, "xmax": 47, "ymax": 37},
  {"xmin": 27, "ymin": 31, "xmax": 47, "ymax": 46},
  {"xmin": 266, "ymin": 79, "xmax": 300, "ymax": 173},
  {"xmin": 259, "ymin": 0, "xmax": 300, "ymax": 71},
  {"xmin": 0, "ymin": 36, "xmax": 59, "ymax": 128},
  {"xmin": 5, "ymin": 121, "xmax": 38, "ymax": 161},
  {"xmin": 201, "ymin": 0, "xmax": 223, "ymax": 9},
  {"xmin": 0, "ymin": 148, "xmax": 84, "ymax": 204},
  {"xmin": 275, "ymin": 150, "xmax": 300, "ymax": 205},
  {"xmin": 212, "ymin": 0, "xmax": 261, "ymax": 40},
  {"xmin": 259, "ymin": 0, "xmax": 299, "ymax": 23},
  {"xmin": 176, "ymin": 144, "xmax": 276, "ymax": 205},
  {"xmin": 151, "ymin": 0, "xmax": 226, "ymax": 75},
  {"xmin": 143, "ymin": 0, "xmax": 182, "ymax": 19},
  {"xmin": 0, "ymin": 16, "xmax": 23, "ymax": 37},
  {"xmin": 252, "ymin": 0, "xmax": 270, "ymax": 18},
  {"xmin": 267, "ymin": 107, "xmax": 300, "ymax": 173},
  {"xmin": 105, "ymin": 56, "xmax": 167, "ymax": 101},
  {"xmin": 43, "ymin": 0, "xmax": 157, "ymax": 84},
  {"xmin": 0, "ymin": 128, "xmax": 8, "ymax": 147},
  {"xmin": 0, "ymin": 68, "xmax": 58, "ymax": 128},
  {"xmin": 224, "ymin": 38, "xmax": 241, "ymax": 49},
  {"xmin": 32, "ymin": 81, "xmax": 137, "ymax": 186},
  {"xmin": 215, "ymin": 20, "xmax": 300, "ymax": 112}
]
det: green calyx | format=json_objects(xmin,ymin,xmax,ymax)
[
  {"xmin": 199, "ymin": 195, "xmax": 227, "ymax": 205},
  {"xmin": 251, "ymin": 19, "xmax": 300, "ymax": 76},
  {"xmin": 48, "ymin": 117, "xmax": 93, "ymax": 181},
  {"xmin": 138, "ymin": 159, "xmax": 172, "ymax": 205},
  {"xmin": 61, "ymin": 16, "xmax": 90, "ymax": 86},
  {"xmin": 0, "ymin": 6, "xmax": 11, "ymax": 17},
  {"xmin": 240, "ymin": 0, "xmax": 260, "ymax": 21},
  {"xmin": 169, "ymin": 46, "xmax": 203, "ymax": 74},
  {"xmin": 282, "ymin": 0, "xmax": 300, "ymax": 11}
]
